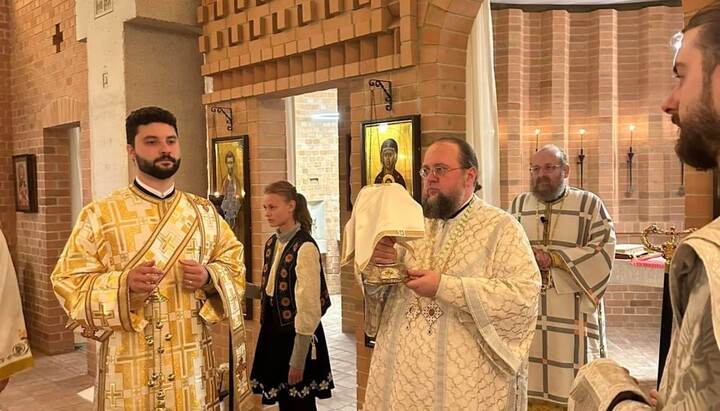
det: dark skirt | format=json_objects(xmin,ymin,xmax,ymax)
[{"xmin": 250, "ymin": 299, "xmax": 334, "ymax": 405}]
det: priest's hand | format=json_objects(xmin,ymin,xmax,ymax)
[
  {"xmin": 649, "ymin": 389, "xmax": 659, "ymax": 407},
  {"xmin": 0, "ymin": 378, "xmax": 8, "ymax": 394},
  {"xmin": 371, "ymin": 236, "xmax": 397, "ymax": 264},
  {"xmin": 179, "ymin": 259, "xmax": 210, "ymax": 292},
  {"xmin": 532, "ymin": 247, "xmax": 552, "ymax": 270},
  {"xmin": 128, "ymin": 260, "xmax": 164, "ymax": 293},
  {"xmin": 288, "ymin": 366, "xmax": 304, "ymax": 385},
  {"xmin": 405, "ymin": 269, "xmax": 441, "ymax": 297}
]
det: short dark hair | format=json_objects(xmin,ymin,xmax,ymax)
[
  {"xmin": 683, "ymin": 2, "xmax": 720, "ymax": 88},
  {"xmin": 125, "ymin": 106, "xmax": 178, "ymax": 146},
  {"xmin": 432, "ymin": 137, "xmax": 481, "ymax": 191}
]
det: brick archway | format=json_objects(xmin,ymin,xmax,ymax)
[{"xmin": 41, "ymin": 96, "xmax": 82, "ymax": 129}]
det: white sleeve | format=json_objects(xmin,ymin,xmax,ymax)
[{"xmin": 294, "ymin": 242, "xmax": 322, "ymax": 336}]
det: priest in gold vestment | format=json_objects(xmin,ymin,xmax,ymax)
[
  {"xmin": 51, "ymin": 107, "xmax": 253, "ymax": 410},
  {"xmin": 359, "ymin": 138, "xmax": 541, "ymax": 410}
]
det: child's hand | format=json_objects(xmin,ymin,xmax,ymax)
[{"xmin": 288, "ymin": 366, "xmax": 304, "ymax": 385}]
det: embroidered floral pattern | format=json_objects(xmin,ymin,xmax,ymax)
[
  {"xmin": 251, "ymin": 373, "xmax": 333, "ymax": 399},
  {"xmin": 278, "ymin": 282, "xmax": 288, "ymax": 291},
  {"xmin": 280, "ymin": 269, "xmax": 288, "ymax": 278},
  {"xmin": 284, "ymin": 254, "xmax": 294, "ymax": 263},
  {"xmin": 281, "ymin": 297, "xmax": 291, "ymax": 307},
  {"xmin": 282, "ymin": 310, "xmax": 292, "ymax": 320}
]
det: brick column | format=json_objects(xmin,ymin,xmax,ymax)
[
  {"xmin": 546, "ymin": 11, "xmax": 571, "ymax": 154},
  {"xmin": 337, "ymin": 82, "xmax": 360, "ymax": 334},
  {"xmin": 641, "ymin": 7, "xmax": 686, "ymax": 231},
  {"xmin": 590, "ymin": 9, "xmax": 620, "ymax": 218},
  {"xmin": 494, "ymin": 8, "xmax": 527, "ymax": 207}
]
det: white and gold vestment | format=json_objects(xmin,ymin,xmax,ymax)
[
  {"xmin": 363, "ymin": 196, "xmax": 541, "ymax": 410},
  {"xmin": 51, "ymin": 185, "xmax": 252, "ymax": 410},
  {"xmin": 0, "ymin": 229, "xmax": 33, "ymax": 382},
  {"xmin": 570, "ymin": 217, "xmax": 720, "ymax": 410}
]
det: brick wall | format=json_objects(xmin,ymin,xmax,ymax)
[
  {"xmin": 604, "ymin": 285, "xmax": 663, "ymax": 328},
  {"xmin": 9, "ymin": 0, "xmax": 91, "ymax": 354},
  {"xmin": 493, "ymin": 5, "xmax": 686, "ymax": 244},
  {"xmin": 293, "ymin": 89, "xmax": 342, "ymax": 294},
  {"xmin": 337, "ymin": 81, "xmax": 360, "ymax": 334},
  {"xmin": 0, "ymin": 1, "xmax": 13, "ymax": 235}
]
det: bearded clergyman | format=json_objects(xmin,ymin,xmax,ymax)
[
  {"xmin": 51, "ymin": 107, "xmax": 253, "ymax": 410},
  {"xmin": 360, "ymin": 137, "xmax": 541, "ymax": 410},
  {"xmin": 509, "ymin": 144, "xmax": 616, "ymax": 410}
]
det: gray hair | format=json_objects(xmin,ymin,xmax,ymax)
[{"xmin": 536, "ymin": 144, "xmax": 569, "ymax": 166}]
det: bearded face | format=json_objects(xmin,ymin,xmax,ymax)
[
  {"xmin": 673, "ymin": 91, "xmax": 720, "ymax": 171},
  {"xmin": 136, "ymin": 153, "xmax": 181, "ymax": 179},
  {"xmin": 530, "ymin": 164, "xmax": 567, "ymax": 202},
  {"xmin": 422, "ymin": 177, "xmax": 465, "ymax": 219}
]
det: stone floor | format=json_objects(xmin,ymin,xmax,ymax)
[{"xmin": 1, "ymin": 297, "xmax": 661, "ymax": 410}]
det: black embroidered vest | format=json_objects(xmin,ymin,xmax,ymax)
[{"xmin": 260, "ymin": 229, "xmax": 331, "ymax": 333}]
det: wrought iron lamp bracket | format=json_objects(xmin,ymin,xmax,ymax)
[
  {"xmin": 368, "ymin": 79, "xmax": 393, "ymax": 111},
  {"xmin": 210, "ymin": 106, "xmax": 233, "ymax": 131}
]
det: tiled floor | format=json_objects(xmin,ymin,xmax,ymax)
[
  {"xmin": 1, "ymin": 298, "xmax": 661, "ymax": 410},
  {"xmin": 606, "ymin": 323, "xmax": 661, "ymax": 394},
  {"xmin": 0, "ymin": 346, "xmax": 94, "ymax": 411}
]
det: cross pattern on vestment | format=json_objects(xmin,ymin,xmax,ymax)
[
  {"xmin": 106, "ymin": 383, "xmax": 122, "ymax": 407},
  {"xmin": 93, "ymin": 303, "xmax": 115, "ymax": 327}
]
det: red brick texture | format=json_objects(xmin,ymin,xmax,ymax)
[
  {"xmin": 604, "ymin": 285, "xmax": 663, "ymax": 328},
  {"xmin": 8, "ymin": 0, "xmax": 91, "ymax": 354},
  {"xmin": 493, "ymin": 5, "xmax": 686, "ymax": 243}
]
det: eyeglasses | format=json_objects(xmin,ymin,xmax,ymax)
[
  {"xmin": 419, "ymin": 166, "xmax": 469, "ymax": 179},
  {"xmin": 529, "ymin": 164, "xmax": 564, "ymax": 174}
]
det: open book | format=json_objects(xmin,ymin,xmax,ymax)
[{"xmin": 615, "ymin": 243, "xmax": 648, "ymax": 259}]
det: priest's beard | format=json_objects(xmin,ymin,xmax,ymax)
[
  {"xmin": 673, "ymin": 93, "xmax": 720, "ymax": 171},
  {"xmin": 532, "ymin": 176, "xmax": 566, "ymax": 203},
  {"xmin": 136, "ymin": 154, "xmax": 181, "ymax": 180},
  {"xmin": 422, "ymin": 185, "xmax": 464, "ymax": 219}
]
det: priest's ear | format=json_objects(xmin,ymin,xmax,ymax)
[
  {"xmin": 561, "ymin": 163, "xmax": 570, "ymax": 179},
  {"xmin": 127, "ymin": 144, "xmax": 137, "ymax": 165},
  {"xmin": 465, "ymin": 167, "xmax": 478, "ymax": 189}
]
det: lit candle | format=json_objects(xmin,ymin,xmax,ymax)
[
  {"xmin": 629, "ymin": 125, "xmax": 636, "ymax": 149},
  {"xmin": 535, "ymin": 128, "xmax": 540, "ymax": 150},
  {"xmin": 579, "ymin": 129, "xmax": 586, "ymax": 151}
]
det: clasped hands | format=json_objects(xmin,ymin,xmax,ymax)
[
  {"xmin": 127, "ymin": 259, "xmax": 209, "ymax": 294},
  {"xmin": 532, "ymin": 246, "xmax": 552, "ymax": 271},
  {"xmin": 371, "ymin": 236, "xmax": 440, "ymax": 297}
]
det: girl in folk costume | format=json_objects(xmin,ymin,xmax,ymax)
[{"xmin": 250, "ymin": 181, "xmax": 333, "ymax": 410}]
